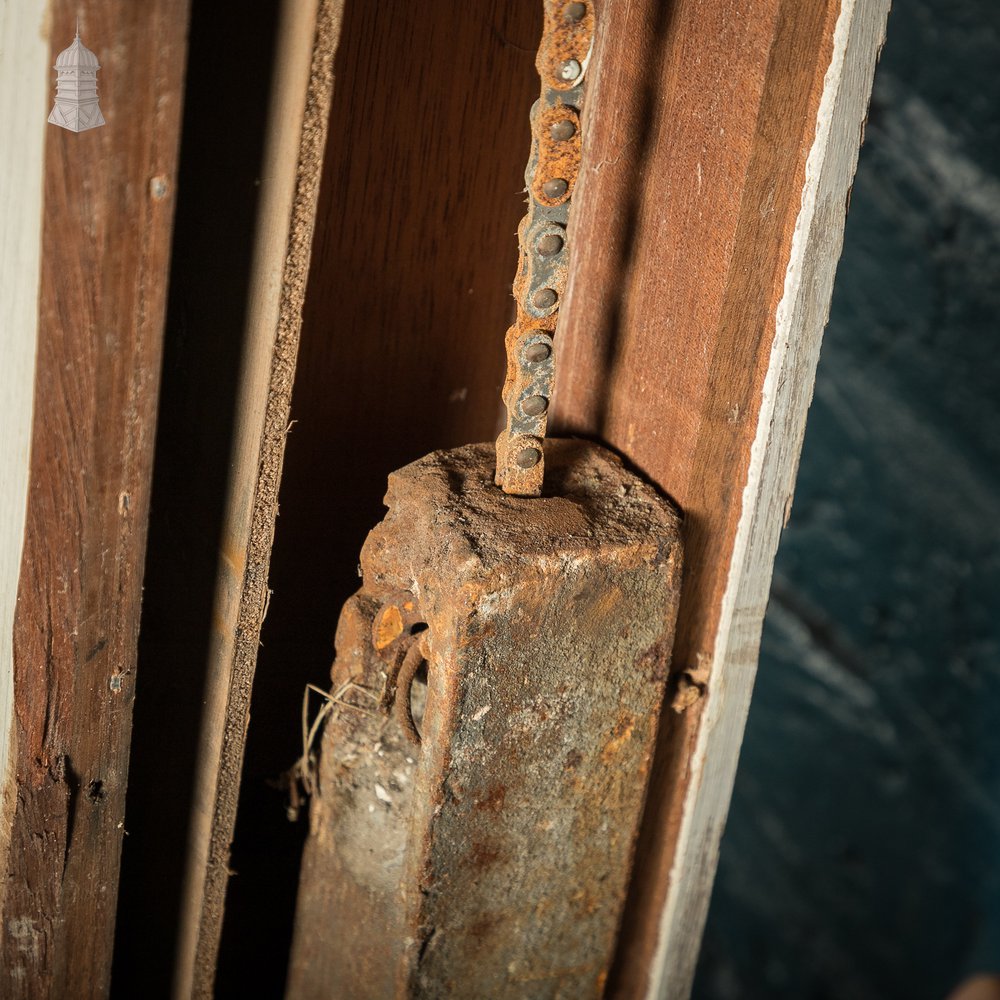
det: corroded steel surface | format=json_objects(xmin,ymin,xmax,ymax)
[
  {"xmin": 495, "ymin": 2, "xmax": 595, "ymax": 496},
  {"xmin": 287, "ymin": 440, "xmax": 682, "ymax": 998}
]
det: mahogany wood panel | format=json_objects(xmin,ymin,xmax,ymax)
[
  {"xmin": 550, "ymin": 0, "xmax": 887, "ymax": 996},
  {"xmin": 261, "ymin": 0, "xmax": 542, "ymax": 636},
  {"xmin": 646, "ymin": 6, "xmax": 891, "ymax": 995},
  {"xmin": 557, "ymin": 0, "xmax": 822, "ymax": 665},
  {"xmin": 1, "ymin": 2, "xmax": 189, "ymax": 996}
]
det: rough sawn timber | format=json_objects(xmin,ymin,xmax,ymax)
[
  {"xmin": 0, "ymin": 1, "xmax": 189, "ymax": 995},
  {"xmin": 172, "ymin": 2, "xmax": 345, "ymax": 997},
  {"xmin": 549, "ymin": 0, "xmax": 891, "ymax": 996}
]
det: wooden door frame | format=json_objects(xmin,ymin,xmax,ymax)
[{"xmin": 551, "ymin": 1, "xmax": 890, "ymax": 995}]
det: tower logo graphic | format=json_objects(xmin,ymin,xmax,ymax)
[{"xmin": 48, "ymin": 22, "xmax": 105, "ymax": 132}]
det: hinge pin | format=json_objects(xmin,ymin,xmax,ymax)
[
  {"xmin": 522, "ymin": 395, "xmax": 549, "ymax": 417},
  {"xmin": 532, "ymin": 288, "xmax": 558, "ymax": 310},
  {"xmin": 523, "ymin": 342, "xmax": 552, "ymax": 363}
]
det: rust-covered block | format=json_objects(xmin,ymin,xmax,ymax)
[{"xmin": 286, "ymin": 440, "xmax": 682, "ymax": 999}]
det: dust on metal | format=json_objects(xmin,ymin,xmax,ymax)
[{"xmin": 287, "ymin": 441, "xmax": 683, "ymax": 998}]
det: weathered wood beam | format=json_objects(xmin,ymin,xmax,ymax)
[
  {"xmin": 550, "ymin": 0, "xmax": 890, "ymax": 996},
  {"xmin": 0, "ymin": 1, "xmax": 189, "ymax": 995}
]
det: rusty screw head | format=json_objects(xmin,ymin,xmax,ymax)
[
  {"xmin": 523, "ymin": 341, "xmax": 552, "ymax": 363},
  {"xmin": 550, "ymin": 119, "xmax": 576, "ymax": 142},
  {"xmin": 521, "ymin": 395, "xmax": 549, "ymax": 417},
  {"xmin": 537, "ymin": 233, "xmax": 564, "ymax": 257},
  {"xmin": 542, "ymin": 177, "xmax": 569, "ymax": 199},
  {"xmin": 559, "ymin": 59, "xmax": 582, "ymax": 83},
  {"xmin": 515, "ymin": 446, "xmax": 542, "ymax": 469},
  {"xmin": 565, "ymin": 2, "xmax": 587, "ymax": 20},
  {"xmin": 532, "ymin": 288, "xmax": 558, "ymax": 310}
]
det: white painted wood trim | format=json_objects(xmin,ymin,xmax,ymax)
[
  {"xmin": 0, "ymin": 0, "xmax": 49, "ymax": 912},
  {"xmin": 647, "ymin": 1, "xmax": 891, "ymax": 997}
]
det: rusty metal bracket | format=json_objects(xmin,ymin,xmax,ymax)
[{"xmin": 287, "ymin": 440, "xmax": 682, "ymax": 998}]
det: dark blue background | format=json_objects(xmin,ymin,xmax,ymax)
[{"xmin": 694, "ymin": 2, "xmax": 1000, "ymax": 997}]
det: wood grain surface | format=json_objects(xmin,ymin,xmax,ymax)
[
  {"xmin": 264, "ymin": 0, "xmax": 543, "ymax": 609},
  {"xmin": 549, "ymin": 0, "xmax": 888, "ymax": 996},
  {"xmin": 1, "ymin": 2, "xmax": 189, "ymax": 996}
]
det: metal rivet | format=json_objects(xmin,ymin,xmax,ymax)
[
  {"xmin": 550, "ymin": 119, "xmax": 576, "ymax": 141},
  {"xmin": 523, "ymin": 342, "xmax": 552, "ymax": 363},
  {"xmin": 522, "ymin": 395, "xmax": 549, "ymax": 417},
  {"xmin": 559, "ymin": 59, "xmax": 582, "ymax": 83},
  {"xmin": 565, "ymin": 2, "xmax": 587, "ymax": 21},
  {"xmin": 533, "ymin": 288, "xmax": 557, "ymax": 310},
  {"xmin": 542, "ymin": 177, "xmax": 568, "ymax": 199},
  {"xmin": 537, "ymin": 233, "xmax": 564, "ymax": 257},
  {"xmin": 515, "ymin": 447, "xmax": 542, "ymax": 469}
]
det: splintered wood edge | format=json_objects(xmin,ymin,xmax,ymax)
[
  {"xmin": 0, "ymin": 0, "xmax": 48, "ymax": 908},
  {"xmin": 647, "ymin": 2, "xmax": 890, "ymax": 998},
  {"xmin": 175, "ymin": 2, "xmax": 347, "ymax": 997}
]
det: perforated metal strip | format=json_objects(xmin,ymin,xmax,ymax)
[{"xmin": 495, "ymin": 1, "xmax": 595, "ymax": 496}]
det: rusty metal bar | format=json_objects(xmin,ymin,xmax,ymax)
[{"xmin": 287, "ymin": 440, "xmax": 682, "ymax": 998}]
